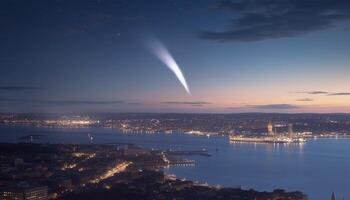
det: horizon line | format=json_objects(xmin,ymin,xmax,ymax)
[{"xmin": 2, "ymin": 112, "xmax": 350, "ymax": 115}]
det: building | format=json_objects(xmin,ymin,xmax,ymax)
[
  {"xmin": 0, "ymin": 182, "xmax": 48, "ymax": 200},
  {"xmin": 288, "ymin": 124, "xmax": 294, "ymax": 138},
  {"xmin": 267, "ymin": 122, "xmax": 274, "ymax": 136},
  {"xmin": 230, "ymin": 122, "xmax": 305, "ymax": 144}
]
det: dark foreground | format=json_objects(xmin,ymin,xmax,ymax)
[
  {"xmin": 62, "ymin": 170, "xmax": 307, "ymax": 200},
  {"xmin": 0, "ymin": 143, "xmax": 307, "ymax": 200}
]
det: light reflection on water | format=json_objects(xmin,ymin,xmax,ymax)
[
  {"xmin": 0, "ymin": 125, "xmax": 349, "ymax": 200},
  {"xmin": 229, "ymin": 141, "xmax": 305, "ymax": 154}
]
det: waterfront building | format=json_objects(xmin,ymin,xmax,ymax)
[
  {"xmin": 274, "ymin": 127, "xmax": 278, "ymax": 136},
  {"xmin": 267, "ymin": 122, "xmax": 274, "ymax": 136},
  {"xmin": 230, "ymin": 122, "xmax": 305, "ymax": 144},
  {"xmin": 288, "ymin": 124, "xmax": 294, "ymax": 138},
  {"xmin": 0, "ymin": 182, "xmax": 48, "ymax": 200}
]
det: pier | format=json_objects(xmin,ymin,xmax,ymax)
[
  {"xmin": 168, "ymin": 158, "xmax": 196, "ymax": 166},
  {"xmin": 165, "ymin": 149, "xmax": 211, "ymax": 157}
]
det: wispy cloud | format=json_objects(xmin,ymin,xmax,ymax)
[
  {"xmin": 248, "ymin": 104, "xmax": 300, "ymax": 109},
  {"xmin": 0, "ymin": 86, "xmax": 45, "ymax": 91},
  {"xmin": 162, "ymin": 101, "xmax": 211, "ymax": 107},
  {"xmin": 199, "ymin": 0, "xmax": 350, "ymax": 42},
  {"xmin": 0, "ymin": 98, "xmax": 124, "ymax": 106},
  {"xmin": 296, "ymin": 98, "xmax": 314, "ymax": 102},
  {"xmin": 296, "ymin": 91, "xmax": 330, "ymax": 95},
  {"xmin": 328, "ymin": 93, "xmax": 350, "ymax": 96},
  {"xmin": 294, "ymin": 91, "xmax": 350, "ymax": 96}
]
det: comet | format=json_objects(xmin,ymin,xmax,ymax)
[{"xmin": 146, "ymin": 38, "xmax": 191, "ymax": 95}]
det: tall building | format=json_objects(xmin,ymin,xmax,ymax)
[
  {"xmin": 288, "ymin": 124, "xmax": 294, "ymax": 138},
  {"xmin": 267, "ymin": 122, "xmax": 274, "ymax": 136},
  {"xmin": 274, "ymin": 127, "xmax": 278, "ymax": 136}
]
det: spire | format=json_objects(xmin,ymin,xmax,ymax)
[{"xmin": 331, "ymin": 192, "xmax": 336, "ymax": 200}]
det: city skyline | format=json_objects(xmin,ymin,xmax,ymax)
[{"xmin": 1, "ymin": 0, "xmax": 350, "ymax": 113}]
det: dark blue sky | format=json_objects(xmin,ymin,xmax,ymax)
[{"xmin": 1, "ymin": 0, "xmax": 350, "ymax": 113}]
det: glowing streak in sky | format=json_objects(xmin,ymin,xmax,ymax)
[{"xmin": 147, "ymin": 38, "xmax": 191, "ymax": 95}]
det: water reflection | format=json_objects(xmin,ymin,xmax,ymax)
[{"xmin": 229, "ymin": 140, "xmax": 305, "ymax": 154}]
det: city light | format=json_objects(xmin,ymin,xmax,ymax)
[{"xmin": 90, "ymin": 161, "xmax": 132, "ymax": 184}]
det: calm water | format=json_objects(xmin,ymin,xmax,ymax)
[{"xmin": 1, "ymin": 125, "xmax": 349, "ymax": 200}]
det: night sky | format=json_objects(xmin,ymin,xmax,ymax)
[{"xmin": 1, "ymin": 0, "xmax": 350, "ymax": 113}]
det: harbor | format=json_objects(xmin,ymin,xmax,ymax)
[{"xmin": 229, "ymin": 122, "xmax": 306, "ymax": 144}]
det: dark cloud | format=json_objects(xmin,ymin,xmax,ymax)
[
  {"xmin": 296, "ymin": 98, "xmax": 313, "ymax": 102},
  {"xmin": 328, "ymin": 93, "xmax": 350, "ymax": 96},
  {"xmin": 199, "ymin": 0, "xmax": 350, "ymax": 42},
  {"xmin": 0, "ymin": 86, "xmax": 45, "ymax": 91},
  {"xmin": 226, "ymin": 106, "xmax": 244, "ymax": 110},
  {"xmin": 296, "ymin": 91, "xmax": 329, "ymax": 95},
  {"xmin": 0, "ymin": 98, "xmax": 124, "ymax": 106},
  {"xmin": 248, "ymin": 104, "xmax": 300, "ymax": 109},
  {"xmin": 162, "ymin": 101, "xmax": 211, "ymax": 107}
]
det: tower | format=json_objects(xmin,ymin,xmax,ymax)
[
  {"xmin": 267, "ymin": 122, "xmax": 274, "ymax": 136},
  {"xmin": 288, "ymin": 124, "xmax": 294, "ymax": 138},
  {"xmin": 274, "ymin": 127, "xmax": 278, "ymax": 136}
]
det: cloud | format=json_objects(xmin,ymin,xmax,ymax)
[
  {"xmin": 328, "ymin": 92, "xmax": 350, "ymax": 96},
  {"xmin": 0, "ymin": 86, "xmax": 45, "ymax": 91},
  {"xmin": 294, "ymin": 91, "xmax": 350, "ymax": 96},
  {"xmin": 226, "ymin": 106, "xmax": 245, "ymax": 110},
  {"xmin": 162, "ymin": 101, "xmax": 211, "ymax": 107},
  {"xmin": 199, "ymin": 0, "xmax": 350, "ymax": 42},
  {"xmin": 296, "ymin": 91, "xmax": 329, "ymax": 95},
  {"xmin": 296, "ymin": 98, "xmax": 313, "ymax": 102},
  {"xmin": 0, "ymin": 98, "xmax": 124, "ymax": 106},
  {"xmin": 248, "ymin": 104, "xmax": 300, "ymax": 109}
]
